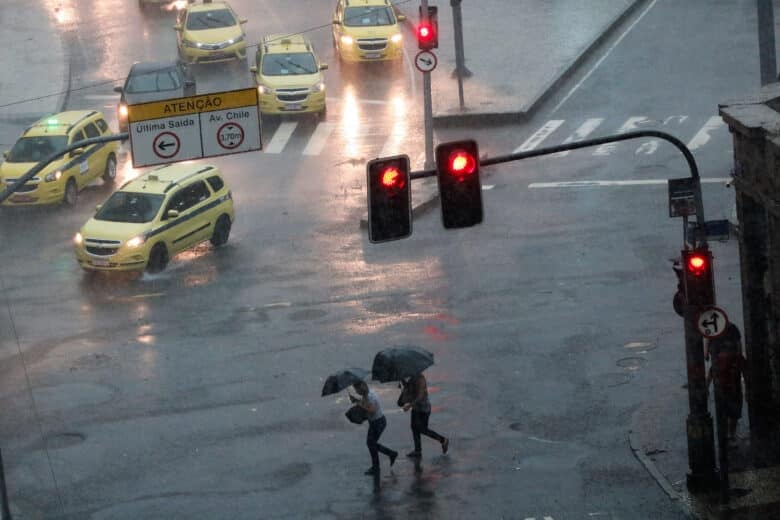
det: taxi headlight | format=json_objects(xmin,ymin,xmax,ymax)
[
  {"xmin": 313, "ymin": 81, "xmax": 325, "ymax": 93},
  {"xmin": 182, "ymin": 39, "xmax": 201, "ymax": 48},
  {"xmin": 73, "ymin": 232, "xmax": 83, "ymax": 245},
  {"xmin": 390, "ymin": 33, "xmax": 402, "ymax": 44},
  {"xmin": 340, "ymin": 35, "xmax": 354, "ymax": 46},
  {"xmin": 228, "ymin": 34, "xmax": 245, "ymax": 45},
  {"xmin": 125, "ymin": 234, "xmax": 147, "ymax": 249},
  {"xmin": 44, "ymin": 170, "xmax": 62, "ymax": 182},
  {"xmin": 257, "ymin": 85, "xmax": 273, "ymax": 95}
]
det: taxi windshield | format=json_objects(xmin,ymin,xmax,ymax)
[
  {"xmin": 6, "ymin": 136, "xmax": 68, "ymax": 163},
  {"xmin": 344, "ymin": 6, "xmax": 395, "ymax": 27},
  {"xmin": 126, "ymin": 69, "xmax": 182, "ymax": 93},
  {"xmin": 186, "ymin": 9, "xmax": 236, "ymax": 30},
  {"xmin": 262, "ymin": 53, "xmax": 318, "ymax": 75},
  {"xmin": 95, "ymin": 192, "xmax": 164, "ymax": 223}
]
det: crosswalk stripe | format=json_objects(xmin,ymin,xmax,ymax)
[
  {"xmin": 528, "ymin": 178, "xmax": 730, "ymax": 189},
  {"xmin": 553, "ymin": 117, "xmax": 604, "ymax": 157},
  {"xmin": 687, "ymin": 116, "xmax": 724, "ymax": 150},
  {"xmin": 264, "ymin": 121, "xmax": 297, "ymax": 154},
  {"xmin": 514, "ymin": 119, "xmax": 564, "ymax": 153},
  {"xmin": 302, "ymin": 122, "xmax": 336, "ymax": 156},
  {"xmin": 593, "ymin": 116, "xmax": 650, "ymax": 155}
]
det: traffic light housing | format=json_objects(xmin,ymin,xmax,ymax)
[
  {"xmin": 681, "ymin": 249, "xmax": 715, "ymax": 308},
  {"xmin": 417, "ymin": 5, "xmax": 438, "ymax": 50},
  {"xmin": 367, "ymin": 155, "xmax": 412, "ymax": 243},
  {"xmin": 435, "ymin": 139, "xmax": 483, "ymax": 229}
]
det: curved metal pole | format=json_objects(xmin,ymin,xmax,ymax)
[{"xmin": 0, "ymin": 133, "xmax": 128, "ymax": 204}]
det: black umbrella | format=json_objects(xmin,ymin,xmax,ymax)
[
  {"xmin": 371, "ymin": 346, "xmax": 434, "ymax": 383},
  {"xmin": 321, "ymin": 368, "xmax": 369, "ymax": 397}
]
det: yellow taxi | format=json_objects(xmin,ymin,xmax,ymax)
[
  {"xmin": 175, "ymin": 0, "xmax": 247, "ymax": 64},
  {"xmin": 74, "ymin": 163, "xmax": 234, "ymax": 273},
  {"xmin": 332, "ymin": 0, "xmax": 406, "ymax": 63},
  {"xmin": 250, "ymin": 34, "xmax": 327, "ymax": 117},
  {"xmin": 0, "ymin": 111, "xmax": 119, "ymax": 206}
]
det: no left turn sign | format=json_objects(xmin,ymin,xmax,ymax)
[
  {"xmin": 218, "ymin": 122, "xmax": 244, "ymax": 150},
  {"xmin": 697, "ymin": 306, "xmax": 729, "ymax": 339}
]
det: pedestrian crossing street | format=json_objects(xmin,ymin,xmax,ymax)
[
  {"xmin": 515, "ymin": 115, "xmax": 726, "ymax": 156},
  {"xmin": 85, "ymin": 92, "xmax": 728, "ymax": 161}
]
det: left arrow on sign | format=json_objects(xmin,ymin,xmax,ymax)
[{"xmin": 158, "ymin": 141, "xmax": 176, "ymax": 151}]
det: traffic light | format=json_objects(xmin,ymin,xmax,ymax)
[
  {"xmin": 417, "ymin": 5, "xmax": 438, "ymax": 50},
  {"xmin": 681, "ymin": 249, "xmax": 715, "ymax": 308},
  {"xmin": 366, "ymin": 155, "xmax": 412, "ymax": 243},
  {"xmin": 435, "ymin": 139, "xmax": 483, "ymax": 229}
]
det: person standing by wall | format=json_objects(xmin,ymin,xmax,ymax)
[
  {"xmin": 706, "ymin": 323, "xmax": 748, "ymax": 443},
  {"xmin": 351, "ymin": 381, "xmax": 398, "ymax": 475},
  {"xmin": 400, "ymin": 373, "xmax": 449, "ymax": 458}
]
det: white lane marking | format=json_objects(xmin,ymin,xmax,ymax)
[
  {"xmin": 529, "ymin": 178, "xmax": 730, "ymax": 189},
  {"xmin": 593, "ymin": 116, "xmax": 650, "ymax": 156},
  {"xmin": 303, "ymin": 122, "xmax": 335, "ymax": 156},
  {"xmin": 635, "ymin": 141, "xmax": 658, "ymax": 155},
  {"xmin": 552, "ymin": 0, "xmax": 660, "ymax": 114},
  {"xmin": 482, "ymin": 185, "xmax": 495, "ymax": 190},
  {"xmin": 553, "ymin": 117, "xmax": 604, "ymax": 157},
  {"xmin": 687, "ymin": 116, "xmax": 725, "ymax": 150},
  {"xmin": 84, "ymin": 94, "xmax": 120, "ymax": 100},
  {"xmin": 264, "ymin": 121, "xmax": 297, "ymax": 154},
  {"xmin": 663, "ymin": 115, "xmax": 688, "ymax": 125},
  {"xmin": 514, "ymin": 120, "xmax": 564, "ymax": 153},
  {"xmin": 262, "ymin": 302, "xmax": 292, "ymax": 309}
]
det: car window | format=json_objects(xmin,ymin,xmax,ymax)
[
  {"xmin": 6, "ymin": 136, "xmax": 68, "ymax": 163},
  {"xmin": 84, "ymin": 123, "xmax": 100, "ymax": 139},
  {"xmin": 186, "ymin": 9, "xmax": 236, "ymax": 30},
  {"xmin": 126, "ymin": 68, "xmax": 182, "ymax": 93},
  {"xmin": 70, "ymin": 130, "xmax": 86, "ymax": 145},
  {"xmin": 165, "ymin": 181, "xmax": 209, "ymax": 216},
  {"xmin": 95, "ymin": 119, "xmax": 109, "ymax": 133},
  {"xmin": 344, "ymin": 6, "xmax": 394, "ymax": 27},
  {"xmin": 262, "ymin": 52, "xmax": 318, "ymax": 75},
  {"xmin": 94, "ymin": 192, "xmax": 164, "ymax": 223},
  {"xmin": 206, "ymin": 175, "xmax": 224, "ymax": 192}
]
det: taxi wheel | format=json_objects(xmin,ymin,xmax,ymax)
[
  {"xmin": 210, "ymin": 215, "xmax": 231, "ymax": 247},
  {"xmin": 102, "ymin": 154, "xmax": 117, "ymax": 183},
  {"xmin": 146, "ymin": 243, "xmax": 169, "ymax": 273},
  {"xmin": 63, "ymin": 178, "xmax": 78, "ymax": 206}
]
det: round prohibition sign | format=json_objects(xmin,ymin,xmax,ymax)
[
  {"xmin": 217, "ymin": 122, "xmax": 245, "ymax": 150},
  {"xmin": 414, "ymin": 50, "xmax": 437, "ymax": 73},
  {"xmin": 696, "ymin": 306, "xmax": 730, "ymax": 339},
  {"xmin": 153, "ymin": 131, "xmax": 180, "ymax": 159}
]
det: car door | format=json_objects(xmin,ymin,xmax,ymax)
[
  {"xmin": 68, "ymin": 128, "xmax": 91, "ymax": 189},
  {"xmin": 161, "ymin": 180, "xmax": 211, "ymax": 253},
  {"xmin": 82, "ymin": 122, "xmax": 105, "ymax": 182}
]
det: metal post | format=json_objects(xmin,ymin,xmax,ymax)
[
  {"xmin": 450, "ymin": 0, "xmax": 471, "ymax": 110},
  {"xmin": 757, "ymin": 0, "xmax": 777, "ymax": 85},
  {"xmin": 712, "ymin": 360, "xmax": 731, "ymax": 502},
  {"xmin": 0, "ymin": 448, "xmax": 11, "ymax": 520},
  {"xmin": 421, "ymin": 0, "xmax": 435, "ymax": 170}
]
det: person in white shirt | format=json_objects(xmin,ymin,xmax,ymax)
[{"xmin": 351, "ymin": 381, "xmax": 398, "ymax": 475}]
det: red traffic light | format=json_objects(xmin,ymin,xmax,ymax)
[
  {"xmin": 686, "ymin": 253, "xmax": 708, "ymax": 276},
  {"xmin": 447, "ymin": 150, "xmax": 477, "ymax": 179},
  {"xmin": 381, "ymin": 166, "xmax": 406, "ymax": 190},
  {"xmin": 417, "ymin": 22, "xmax": 435, "ymax": 44}
]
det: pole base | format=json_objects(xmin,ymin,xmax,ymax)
[{"xmin": 686, "ymin": 470, "xmax": 719, "ymax": 493}]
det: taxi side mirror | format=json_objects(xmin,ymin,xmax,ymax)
[
  {"xmin": 113, "ymin": 86, "xmax": 123, "ymax": 93},
  {"xmin": 239, "ymin": 18, "xmax": 248, "ymax": 24},
  {"xmin": 320, "ymin": 63, "xmax": 328, "ymax": 71},
  {"xmin": 95, "ymin": 204, "xmax": 102, "ymax": 212},
  {"xmin": 70, "ymin": 148, "xmax": 84, "ymax": 157},
  {"xmin": 397, "ymin": 14, "xmax": 406, "ymax": 22},
  {"xmin": 250, "ymin": 66, "xmax": 258, "ymax": 74},
  {"xmin": 2, "ymin": 151, "xmax": 8, "ymax": 159},
  {"xmin": 174, "ymin": 24, "xmax": 182, "ymax": 31},
  {"xmin": 167, "ymin": 209, "xmax": 180, "ymax": 219}
]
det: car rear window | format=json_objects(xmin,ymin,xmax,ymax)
[
  {"xmin": 126, "ymin": 69, "xmax": 181, "ymax": 93},
  {"xmin": 95, "ymin": 119, "xmax": 109, "ymax": 133},
  {"xmin": 206, "ymin": 175, "xmax": 224, "ymax": 192}
]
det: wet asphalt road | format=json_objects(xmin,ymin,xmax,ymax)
[{"xmin": 0, "ymin": 0, "xmax": 758, "ymax": 518}]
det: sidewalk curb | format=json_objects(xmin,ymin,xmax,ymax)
[
  {"xmin": 431, "ymin": 0, "xmax": 646, "ymax": 127},
  {"xmin": 628, "ymin": 429, "xmax": 697, "ymax": 519}
]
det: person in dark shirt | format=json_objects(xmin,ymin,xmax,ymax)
[
  {"xmin": 400, "ymin": 373, "xmax": 449, "ymax": 458},
  {"xmin": 706, "ymin": 323, "xmax": 747, "ymax": 442}
]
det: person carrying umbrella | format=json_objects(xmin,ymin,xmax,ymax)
[
  {"xmin": 400, "ymin": 373, "xmax": 449, "ymax": 458},
  {"xmin": 350, "ymin": 380, "xmax": 398, "ymax": 475}
]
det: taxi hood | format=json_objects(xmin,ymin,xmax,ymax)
[
  {"xmin": 185, "ymin": 26, "xmax": 243, "ymax": 44},
  {"xmin": 0, "ymin": 161, "xmax": 59, "ymax": 180},
  {"xmin": 258, "ymin": 71, "xmax": 321, "ymax": 90},
  {"xmin": 80, "ymin": 218, "xmax": 151, "ymax": 242}
]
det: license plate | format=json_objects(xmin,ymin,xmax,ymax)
[
  {"xmin": 364, "ymin": 52, "xmax": 381, "ymax": 59},
  {"xmin": 91, "ymin": 258, "xmax": 110, "ymax": 267},
  {"xmin": 284, "ymin": 103, "xmax": 302, "ymax": 111},
  {"xmin": 11, "ymin": 194, "xmax": 35, "ymax": 203}
]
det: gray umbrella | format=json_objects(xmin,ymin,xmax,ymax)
[
  {"xmin": 371, "ymin": 346, "xmax": 434, "ymax": 383},
  {"xmin": 321, "ymin": 368, "xmax": 369, "ymax": 396}
]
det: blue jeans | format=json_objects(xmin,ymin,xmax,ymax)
[{"xmin": 367, "ymin": 416, "xmax": 395, "ymax": 467}]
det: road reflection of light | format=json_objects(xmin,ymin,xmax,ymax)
[
  {"xmin": 117, "ymin": 159, "xmax": 143, "ymax": 185},
  {"xmin": 164, "ymin": 0, "xmax": 189, "ymax": 11},
  {"xmin": 381, "ymin": 95, "xmax": 407, "ymax": 156},
  {"xmin": 138, "ymin": 347, "xmax": 159, "ymax": 380},
  {"xmin": 341, "ymin": 86, "xmax": 361, "ymax": 158}
]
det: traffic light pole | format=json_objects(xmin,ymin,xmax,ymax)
[
  {"xmin": 0, "ymin": 133, "xmax": 129, "ymax": 203},
  {"xmin": 408, "ymin": 129, "xmax": 719, "ymax": 489},
  {"xmin": 420, "ymin": 0, "xmax": 435, "ymax": 170}
]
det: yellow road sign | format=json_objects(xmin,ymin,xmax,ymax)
[{"xmin": 127, "ymin": 88, "xmax": 258, "ymax": 122}]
